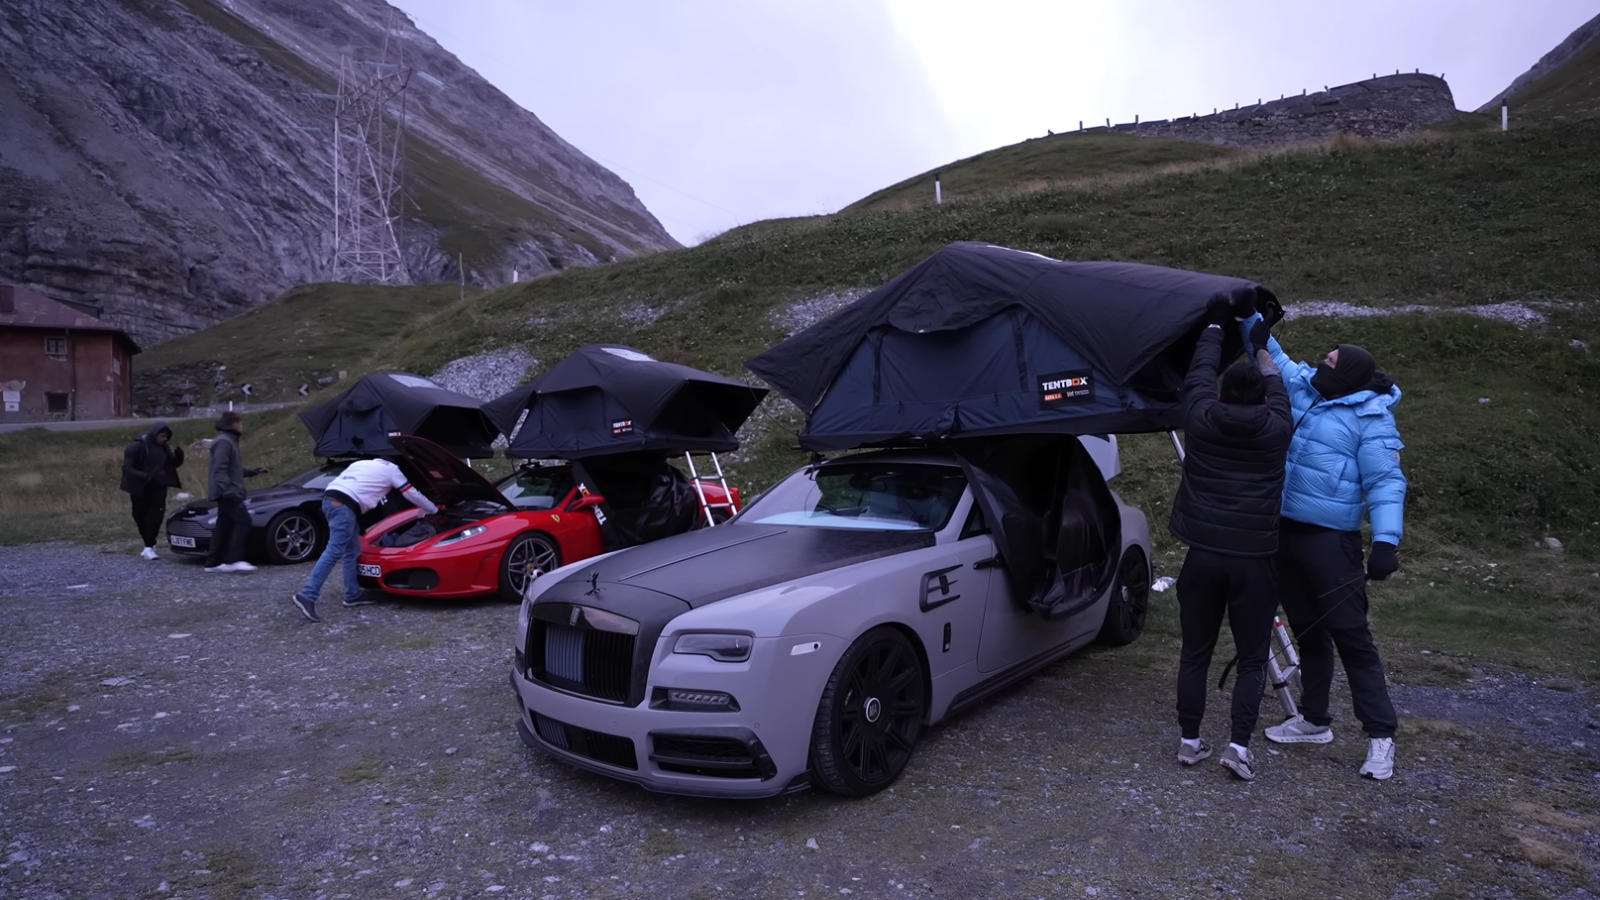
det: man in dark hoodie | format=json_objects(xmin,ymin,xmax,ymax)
[
  {"xmin": 204, "ymin": 411, "xmax": 267, "ymax": 573},
  {"xmin": 120, "ymin": 420, "xmax": 185, "ymax": 559},
  {"xmin": 1169, "ymin": 299, "xmax": 1293, "ymax": 781},
  {"xmin": 1241, "ymin": 312, "xmax": 1407, "ymax": 781}
]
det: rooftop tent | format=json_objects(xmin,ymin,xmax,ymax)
[
  {"xmin": 298, "ymin": 372, "xmax": 500, "ymax": 459},
  {"xmin": 745, "ymin": 241, "xmax": 1279, "ymax": 449},
  {"xmin": 485, "ymin": 345, "xmax": 769, "ymax": 460}
]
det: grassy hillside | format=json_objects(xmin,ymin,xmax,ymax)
[
  {"xmin": 1503, "ymin": 24, "xmax": 1600, "ymax": 122},
  {"xmin": 844, "ymin": 130, "xmax": 1238, "ymax": 212}
]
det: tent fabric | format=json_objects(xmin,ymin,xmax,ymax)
[
  {"xmin": 298, "ymin": 372, "xmax": 500, "ymax": 459},
  {"xmin": 572, "ymin": 452, "xmax": 706, "ymax": 551},
  {"xmin": 485, "ymin": 345, "xmax": 769, "ymax": 460},
  {"xmin": 745, "ymin": 242, "xmax": 1279, "ymax": 447},
  {"xmin": 952, "ymin": 435, "xmax": 1121, "ymax": 620}
]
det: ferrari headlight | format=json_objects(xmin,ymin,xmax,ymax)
[
  {"xmin": 673, "ymin": 633, "xmax": 753, "ymax": 663},
  {"xmin": 435, "ymin": 525, "xmax": 488, "ymax": 546}
]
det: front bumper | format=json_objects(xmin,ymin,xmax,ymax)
[
  {"xmin": 509, "ymin": 632, "xmax": 839, "ymax": 799},
  {"xmin": 357, "ymin": 542, "xmax": 504, "ymax": 599}
]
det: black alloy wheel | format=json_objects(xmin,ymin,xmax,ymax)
[
  {"xmin": 499, "ymin": 532, "xmax": 561, "ymax": 602},
  {"xmin": 810, "ymin": 626, "xmax": 927, "ymax": 797},
  {"xmin": 1096, "ymin": 546, "xmax": 1151, "ymax": 646},
  {"xmin": 265, "ymin": 510, "xmax": 322, "ymax": 565}
]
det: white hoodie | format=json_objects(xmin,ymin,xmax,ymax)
[{"xmin": 326, "ymin": 459, "xmax": 439, "ymax": 515}]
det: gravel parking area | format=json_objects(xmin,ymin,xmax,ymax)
[{"xmin": 2, "ymin": 542, "xmax": 1598, "ymax": 899}]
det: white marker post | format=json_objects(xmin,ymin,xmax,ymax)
[
  {"xmin": 1502, "ymin": 101, "xmax": 1509, "ymax": 132},
  {"xmin": 934, "ymin": 173, "xmax": 942, "ymax": 205}
]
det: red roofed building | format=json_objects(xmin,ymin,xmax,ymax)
[{"xmin": 0, "ymin": 283, "xmax": 139, "ymax": 423}]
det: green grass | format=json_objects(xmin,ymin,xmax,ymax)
[
  {"xmin": 1501, "ymin": 25, "xmax": 1600, "ymax": 123},
  {"xmin": 845, "ymin": 129, "xmax": 1240, "ymax": 212}
]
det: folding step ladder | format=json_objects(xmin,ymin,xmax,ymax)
[{"xmin": 683, "ymin": 451, "xmax": 739, "ymax": 527}]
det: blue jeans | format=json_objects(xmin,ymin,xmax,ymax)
[{"xmin": 299, "ymin": 499, "xmax": 360, "ymax": 603}]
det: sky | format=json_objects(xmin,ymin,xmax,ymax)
[{"xmin": 390, "ymin": 0, "xmax": 1597, "ymax": 246}]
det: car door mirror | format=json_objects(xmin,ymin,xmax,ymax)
[{"xmin": 569, "ymin": 493, "xmax": 606, "ymax": 512}]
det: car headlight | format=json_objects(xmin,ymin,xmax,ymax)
[
  {"xmin": 435, "ymin": 525, "xmax": 488, "ymax": 546},
  {"xmin": 205, "ymin": 516, "xmax": 216, "ymax": 527},
  {"xmin": 673, "ymin": 633, "xmax": 753, "ymax": 663}
]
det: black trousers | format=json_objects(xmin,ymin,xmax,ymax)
[
  {"xmin": 1176, "ymin": 548, "xmax": 1276, "ymax": 746},
  {"xmin": 1277, "ymin": 522, "xmax": 1398, "ymax": 739},
  {"xmin": 130, "ymin": 486, "xmax": 167, "ymax": 547},
  {"xmin": 206, "ymin": 497, "xmax": 250, "ymax": 565}
]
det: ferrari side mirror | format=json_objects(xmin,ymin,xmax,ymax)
[{"xmin": 570, "ymin": 494, "xmax": 607, "ymax": 511}]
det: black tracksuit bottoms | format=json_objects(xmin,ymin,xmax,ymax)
[
  {"xmin": 1277, "ymin": 522, "xmax": 1398, "ymax": 739},
  {"xmin": 205, "ymin": 497, "xmax": 250, "ymax": 566},
  {"xmin": 130, "ymin": 485, "xmax": 167, "ymax": 548},
  {"xmin": 1176, "ymin": 547, "xmax": 1276, "ymax": 747}
]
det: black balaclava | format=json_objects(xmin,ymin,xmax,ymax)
[{"xmin": 1311, "ymin": 344, "xmax": 1377, "ymax": 400}]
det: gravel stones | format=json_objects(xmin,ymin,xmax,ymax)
[
  {"xmin": 1282, "ymin": 300, "xmax": 1553, "ymax": 326},
  {"xmin": 429, "ymin": 348, "xmax": 535, "ymax": 401}
]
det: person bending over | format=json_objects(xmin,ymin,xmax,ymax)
[
  {"xmin": 1245, "ymin": 314, "xmax": 1407, "ymax": 781},
  {"xmin": 291, "ymin": 457, "xmax": 438, "ymax": 623},
  {"xmin": 1170, "ymin": 301, "xmax": 1292, "ymax": 781}
]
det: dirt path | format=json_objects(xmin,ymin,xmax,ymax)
[{"xmin": 1, "ymin": 542, "xmax": 1596, "ymax": 899}]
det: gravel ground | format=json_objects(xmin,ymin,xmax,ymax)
[{"xmin": 2, "ymin": 542, "xmax": 1598, "ymax": 900}]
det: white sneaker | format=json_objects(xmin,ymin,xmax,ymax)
[
  {"xmin": 140, "ymin": 547, "xmax": 158, "ymax": 560},
  {"xmin": 204, "ymin": 564, "xmax": 230, "ymax": 573},
  {"xmin": 229, "ymin": 561, "xmax": 258, "ymax": 573},
  {"xmin": 1264, "ymin": 714, "xmax": 1334, "ymax": 744},
  {"xmin": 1360, "ymin": 737, "xmax": 1395, "ymax": 780}
]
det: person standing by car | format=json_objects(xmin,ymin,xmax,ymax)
[
  {"xmin": 1170, "ymin": 300, "xmax": 1293, "ymax": 781},
  {"xmin": 1246, "ymin": 316, "xmax": 1407, "ymax": 781},
  {"xmin": 291, "ymin": 457, "xmax": 438, "ymax": 623},
  {"xmin": 204, "ymin": 411, "xmax": 266, "ymax": 573},
  {"xmin": 121, "ymin": 420, "xmax": 185, "ymax": 559}
]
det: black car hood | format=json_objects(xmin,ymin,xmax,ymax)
[
  {"xmin": 536, "ymin": 523, "xmax": 936, "ymax": 610},
  {"xmin": 389, "ymin": 434, "xmax": 512, "ymax": 508}
]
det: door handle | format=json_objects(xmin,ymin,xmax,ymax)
[{"xmin": 973, "ymin": 555, "xmax": 1004, "ymax": 571}]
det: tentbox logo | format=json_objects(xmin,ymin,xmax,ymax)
[
  {"xmin": 1038, "ymin": 370, "xmax": 1093, "ymax": 408},
  {"xmin": 611, "ymin": 419, "xmax": 634, "ymax": 435}
]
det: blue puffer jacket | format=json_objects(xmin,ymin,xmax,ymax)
[{"xmin": 1241, "ymin": 316, "xmax": 1408, "ymax": 545}]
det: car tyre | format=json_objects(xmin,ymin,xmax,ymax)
[
  {"xmin": 500, "ymin": 532, "xmax": 561, "ymax": 602},
  {"xmin": 1096, "ymin": 546, "xmax": 1151, "ymax": 646},
  {"xmin": 265, "ymin": 509, "xmax": 323, "ymax": 565},
  {"xmin": 809, "ymin": 626, "xmax": 927, "ymax": 797}
]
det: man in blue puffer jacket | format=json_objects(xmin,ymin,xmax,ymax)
[{"xmin": 1241, "ymin": 314, "xmax": 1406, "ymax": 781}]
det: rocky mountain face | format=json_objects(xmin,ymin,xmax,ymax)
[
  {"xmin": 1477, "ymin": 11, "xmax": 1600, "ymax": 112},
  {"xmin": 0, "ymin": 0, "xmax": 678, "ymax": 346}
]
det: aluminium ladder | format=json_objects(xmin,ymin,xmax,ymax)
[{"xmin": 683, "ymin": 451, "xmax": 739, "ymax": 527}]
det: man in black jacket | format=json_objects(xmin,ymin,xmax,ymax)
[
  {"xmin": 1169, "ymin": 302, "xmax": 1293, "ymax": 780},
  {"xmin": 120, "ymin": 420, "xmax": 185, "ymax": 559},
  {"xmin": 204, "ymin": 412, "xmax": 266, "ymax": 573}
]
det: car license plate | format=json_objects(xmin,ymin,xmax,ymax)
[
  {"xmin": 170, "ymin": 536, "xmax": 196, "ymax": 548},
  {"xmin": 359, "ymin": 564, "xmax": 382, "ymax": 578}
]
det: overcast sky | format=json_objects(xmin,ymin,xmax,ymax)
[{"xmin": 390, "ymin": 1, "xmax": 1596, "ymax": 246}]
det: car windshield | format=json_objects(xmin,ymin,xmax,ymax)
[
  {"xmin": 740, "ymin": 461, "xmax": 967, "ymax": 531},
  {"xmin": 496, "ymin": 467, "xmax": 575, "ymax": 510}
]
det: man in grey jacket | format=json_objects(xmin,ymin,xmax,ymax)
[{"xmin": 205, "ymin": 411, "xmax": 266, "ymax": 573}]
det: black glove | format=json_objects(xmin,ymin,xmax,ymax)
[
  {"xmin": 1205, "ymin": 297, "xmax": 1232, "ymax": 326},
  {"xmin": 244, "ymin": 466, "xmax": 268, "ymax": 477},
  {"xmin": 1367, "ymin": 541, "xmax": 1399, "ymax": 581},
  {"xmin": 1230, "ymin": 294, "xmax": 1258, "ymax": 320},
  {"xmin": 1248, "ymin": 318, "xmax": 1273, "ymax": 355}
]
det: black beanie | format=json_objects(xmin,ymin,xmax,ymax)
[{"xmin": 1311, "ymin": 344, "xmax": 1377, "ymax": 400}]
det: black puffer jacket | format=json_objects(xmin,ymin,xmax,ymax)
[
  {"xmin": 1168, "ymin": 326, "xmax": 1293, "ymax": 557},
  {"xmin": 120, "ymin": 420, "xmax": 184, "ymax": 494}
]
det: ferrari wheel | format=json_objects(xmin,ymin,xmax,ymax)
[
  {"xmin": 500, "ymin": 532, "xmax": 560, "ymax": 602},
  {"xmin": 265, "ymin": 510, "xmax": 321, "ymax": 565},
  {"xmin": 810, "ymin": 626, "xmax": 926, "ymax": 797},
  {"xmin": 1096, "ymin": 546, "xmax": 1150, "ymax": 646}
]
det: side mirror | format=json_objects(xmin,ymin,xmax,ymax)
[{"xmin": 570, "ymin": 493, "xmax": 606, "ymax": 511}]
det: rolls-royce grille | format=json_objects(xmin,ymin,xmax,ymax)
[
  {"xmin": 167, "ymin": 519, "xmax": 212, "ymax": 538},
  {"xmin": 531, "ymin": 712, "xmax": 637, "ymax": 770},
  {"xmin": 530, "ymin": 621, "xmax": 635, "ymax": 704}
]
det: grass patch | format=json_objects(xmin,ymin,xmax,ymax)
[
  {"xmin": 108, "ymin": 746, "xmax": 200, "ymax": 771},
  {"xmin": 0, "ymin": 670, "xmax": 78, "ymax": 722},
  {"xmin": 167, "ymin": 846, "xmax": 267, "ymax": 900},
  {"xmin": 337, "ymin": 757, "xmax": 383, "ymax": 785}
]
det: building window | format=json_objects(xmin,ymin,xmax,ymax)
[
  {"xmin": 45, "ymin": 392, "xmax": 69, "ymax": 414},
  {"xmin": 112, "ymin": 356, "xmax": 122, "ymax": 375},
  {"xmin": 45, "ymin": 337, "xmax": 67, "ymax": 358}
]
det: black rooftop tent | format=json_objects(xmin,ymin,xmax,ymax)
[
  {"xmin": 745, "ymin": 242, "xmax": 1281, "ymax": 621},
  {"xmin": 484, "ymin": 344, "xmax": 769, "ymax": 460},
  {"xmin": 746, "ymin": 241, "xmax": 1278, "ymax": 450},
  {"xmin": 298, "ymin": 372, "xmax": 500, "ymax": 459}
]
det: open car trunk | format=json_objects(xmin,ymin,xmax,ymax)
[
  {"xmin": 369, "ymin": 435, "xmax": 517, "ymax": 546},
  {"xmin": 371, "ymin": 499, "xmax": 510, "ymax": 548}
]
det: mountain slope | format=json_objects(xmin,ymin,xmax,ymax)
[
  {"xmin": 1477, "ymin": 10, "xmax": 1600, "ymax": 118},
  {"xmin": 0, "ymin": 0, "xmax": 677, "ymax": 345}
]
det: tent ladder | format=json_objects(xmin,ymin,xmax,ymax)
[{"xmin": 684, "ymin": 451, "xmax": 739, "ymax": 527}]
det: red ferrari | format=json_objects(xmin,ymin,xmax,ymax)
[{"xmin": 356, "ymin": 435, "xmax": 738, "ymax": 601}]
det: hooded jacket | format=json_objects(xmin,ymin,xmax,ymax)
[
  {"xmin": 1242, "ymin": 315, "xmax": 1408, "ymax": 545},
  {"xmin": 1168, "ymin": 325, "xmax": 1294, "ymax": 557},
  {"xmin": 208, "ymin": 419, "xmax": 246, "ymax": 501},
  {"xmin": 120, "ymin": 420, "xmax": 184, "ymax": 494}
]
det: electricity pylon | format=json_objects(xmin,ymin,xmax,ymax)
[{"xmin": 330, "ymin": 44, "xmax": 411, "ymax": 285}]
